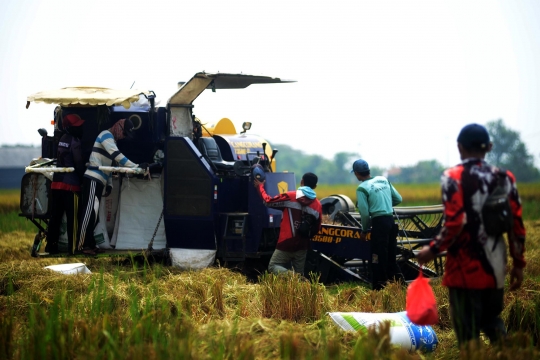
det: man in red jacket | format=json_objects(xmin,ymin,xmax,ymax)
[
  {"xmin": 417, "ymin": 123, "xmax": 526, "ymax": 346},
  {"xmin": 254, "ymin": 172, "xmax": 322, "ymax": 275}
]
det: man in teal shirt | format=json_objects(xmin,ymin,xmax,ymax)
[{"xmin": 352, "ymin": 159, "xmax": 403, "ymax": 290}]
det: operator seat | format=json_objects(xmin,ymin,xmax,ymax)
[{"xmin": 198, "ymin": 137, "xmax": 235, "ymax": 171}]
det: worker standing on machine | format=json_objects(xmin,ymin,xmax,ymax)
[
  {"xmin": 254, "ymin": 172, "xmax": 322, "ymax": 276},
  {"xmin": 77, "ymin": 119, "xmax": 148, "ymax": 255},
  {"xmin": 45, "ymin": 114, "xmax": 86, "ymax": 255},
  {"xmin": 351, "ymin": 159, "xmax": 403, "ymax": 290}
]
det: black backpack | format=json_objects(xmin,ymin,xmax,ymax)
[
  {"xmin": 482, "ymin": 170, "xmax": 513, "ymax": 236},
  {"xmin": 298, "ymin": 207, "xmax": 316, "ymax": 238}
]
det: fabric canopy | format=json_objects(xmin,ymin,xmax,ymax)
[{"xmin": 26, "ymin": 87, "xmax": 152, "ymax": 109}]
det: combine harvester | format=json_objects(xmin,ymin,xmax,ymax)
[{"xmin": 21, "ymin": 72, "xmax": 445, "ymax": 285}]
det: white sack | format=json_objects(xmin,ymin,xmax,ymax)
[
  {"xmin": 169, "ymin": 248, "xmax": 216, "ymax": 270},
  {"xmin": 44, "ymin": 263, "xmax": 91, "ymax": 275},
  {"xmin": 113, "ymin": 178, "xmax": 166, "ymax": 250},
  {"xmin": 94, "ymin": 202, "xmax": 112, "ymax": 249},
  {"xmin": 328, "ymin": 311, "xmax": 438, "ymax": 352}
]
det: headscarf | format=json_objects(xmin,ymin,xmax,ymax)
[
  {"xmin": 109, "ymin": 119, "xmax": 126, "ymax": 141},
  {"xmin": 296, "ymin": 186, "xmax": 317, "ymax": 200}
]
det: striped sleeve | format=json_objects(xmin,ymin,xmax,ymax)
[{"xmin": 100, "ymin": 132, "xmax": 137, "ymax": 168}]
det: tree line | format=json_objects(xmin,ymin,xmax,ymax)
[{"xmin": 274, "ymin": 119, "xmax": 540, "ymax": 184}]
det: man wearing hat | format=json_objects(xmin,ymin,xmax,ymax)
[
  {"xmin": 351, "ymin": 158, "xmax": 403, "ymax": 290},
  {"xmin": 417, "ymin": 123, "xmax": 526, "ymax": 346},
  {"xmin": 45, "ymin": 114, "xmax": 86, "ymax": 254},
  {"xmin": 77, "ymin": 119, "xmax": 148, "ymax": 255}
]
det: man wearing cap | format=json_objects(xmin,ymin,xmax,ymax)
[
  {"xmin": 77, "ymin": 119, "xmax": 148, "ymax": 255},
  {"xmin": 45, "ymin": 114, "xmax": 86, "ymax": 254},
  {"xmin": 417, "ymin": 123, "xmax": 526, "ymax": 346},
  {"xmin": 351, "ymin": 159, "xmax": 403, "ymax": 290},
  {"xmin": 254, "ymin": 173, "xmax": 322, "ymax": 275}
]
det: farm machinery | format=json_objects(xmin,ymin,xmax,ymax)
[{"xmin": 20, "ymin": 71, "xmax": 445, "ymax": 285}]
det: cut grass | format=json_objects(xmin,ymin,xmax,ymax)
[
  {"xmin": 1, "ymin": 190, "xmax": 540, "ymax": 358},
  {"xmin": 1, "ymin": 221, "xmax": 540, "ymax": 359}
]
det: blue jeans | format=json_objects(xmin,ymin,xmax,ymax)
[{"xmin": 268, "ymin": 249, "xmax": 308, "ymax": 275}]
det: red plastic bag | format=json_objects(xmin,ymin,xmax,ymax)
[{"xmin": 406, "ymin": 270, "xmax": 438, "ymax": 325}]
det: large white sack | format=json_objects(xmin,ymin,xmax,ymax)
[
  {"xmin": 113, "ymin": 178, "xmax": 166, "ymax": 250},
  {"xmin": 328, "ymin": 311, "xmax": 438, "ymax": 352}
]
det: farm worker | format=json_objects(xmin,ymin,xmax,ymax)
[
  {"xmin": 254, "ymin": 172, "xmax": 322, "ymax": 275},
  {"xmin": 416, "ymin": 123, "xmax": 526, "ymax": 347},
  {"xmin": 45, "ymin": 114, "xmax": 86, "ymax": 255},
  {"xmin": 77, "ymin": 119, "xmax": 148, "ymax": 255},
  {"xmin": 351, "ymin": 159, "xmax": 403, "ymax": 290}
]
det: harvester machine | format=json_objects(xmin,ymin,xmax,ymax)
[
  {"xmin": 21, "ymin": 71, "xmax": 445, "ymax": 286},
  {"xmin": 309, "ymin": 195, "xmax": 446, "ymax": 284}
]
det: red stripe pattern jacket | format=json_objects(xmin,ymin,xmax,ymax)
[{"xmin": 429, "ymin": 158, "xmax": 526, "ymax": 289}]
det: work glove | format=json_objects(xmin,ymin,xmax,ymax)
[
  {"xmin": 138, "ymin": 162, "xmax": 149, "ymax": 170},
  {"xmin": 103, "ymin": 185, "xmax": 112, "ymax": 197}
]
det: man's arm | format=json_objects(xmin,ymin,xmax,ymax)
[
  {"xmin": 72, "ymin": 137, "xmax": 86, "ymax": 180},
  {"xmin": 254, "ymin": 180, "xmax": 290, "ymax": 209},
  {"xmin": 101, "ymin": 132, "xmax": 137, "ymax": 168},
  {"xmin": 390, "ymin": 182, "xmax": 402, "ymax": 206},
  {"xmin": 356, "ymin": 187, "xmax": 370, "ymax": 233},
  {"xmin": 506, "ymin": 171, "xmax": 526, "ymax": 290},
  {"xmin": 417, "ymin": 171, "xmax": 465, "ymax": 264}
]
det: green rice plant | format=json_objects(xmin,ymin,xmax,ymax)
[
  {"xmin": 0, "ymin": 212, "xmax": 36, "ymax": 234},
  {"xmin": 0, "ymin": 189, "xmax": 20, "ymax": 214}
]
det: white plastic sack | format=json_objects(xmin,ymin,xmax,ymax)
[
  {"xmin": 94, "ymin": 200, "xmax": 112, "ymax": 249},
  {"xmin": 328, "ymin": 311, "xmax": 438, "ymax": 352},
  {"xmin": 103, "ymin": 177, "xmax": 120, "ymax": 236},
  {"xmin": 44, "ymin": 263, "xmax": 91, "ymax": 275},
  {"xmin": 113, "ymin": 178, "xmax": 166, "ymax": 250},
  {"xmin": 169, "ymin": 248, "xmax": 217, "ymax": 270}
]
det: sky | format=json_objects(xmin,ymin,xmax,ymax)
[{"xmin": 1, "ymin": 0, "xmax": 539, "ymax": 170}]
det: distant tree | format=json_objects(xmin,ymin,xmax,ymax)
[
  {"xmin": 485, "ymin": 119, "xmax": 540, "ymax": 182},
  {"xmin": 388, "ymin": 160, "xmax": 444, "ymax": 184},
  {"xmin": 274, "ymin": 144, "xmax": 360, "ymax": 184}
]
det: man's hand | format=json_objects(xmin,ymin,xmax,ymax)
[
  {"xmin": 253, "ymin": 179, "xmax": 265, "ymax": 187},
  {"xmin": 103, "ymin": 185, "xmax": 112, "ymax": 197},
  {"xmin": 509, "ymin": 266, "xmax": 523, "ymax": 291},
  {"xmin": 416, "ymin": 245, "xmax": 436, "ymax": 265},
  {"xmin": 138, "ymin": 162, "xmax": 149, "ymax": 170}
]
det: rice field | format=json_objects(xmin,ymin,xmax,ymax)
[
  {"xmin": 1, "ymin": 187, "xmax": 540, "ymax": 359},
  {"xmin": 316, "ymin": 182, "xmax": 540, "ymax": 220}
]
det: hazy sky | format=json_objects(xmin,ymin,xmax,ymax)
[{"xmin": 1, "ymin": 0, "xmax": 539, "ymax": 169}]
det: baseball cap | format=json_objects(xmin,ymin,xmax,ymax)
[
  {"xmin": 457, "ymin": 123, "xmax": 490, "ymax": 150},
  {"xmin": 351, "ymin": 159, "xmax": 369, "ymax": 173},
  {"xmin": 63, "ymin": 114, "xmax": 84, "ymax": 127}
]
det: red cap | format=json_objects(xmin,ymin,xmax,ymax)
[{"xmin": 63, "ymin": 114, "xmax": 85, "ymax": 127}]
